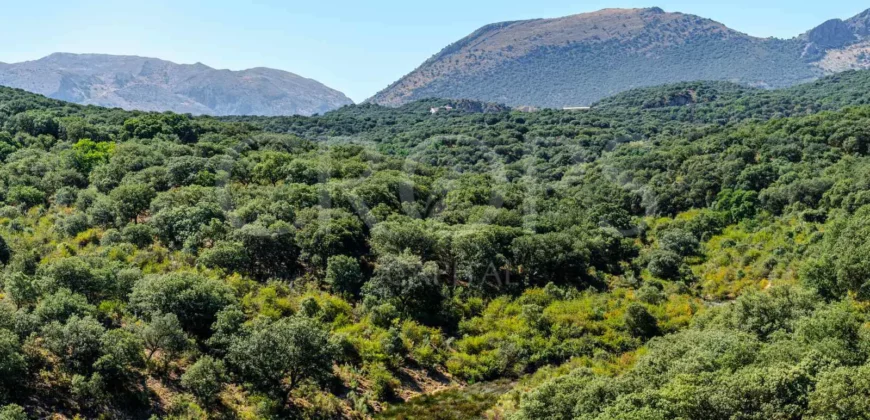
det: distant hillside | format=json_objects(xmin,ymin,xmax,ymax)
[
  {"xmin": 369, "ymin": 7, "xmax": 870, "ymax": 108},
  {"xmin": 0, "ymin": 53, "xmax": 353, "ymax": 116}
]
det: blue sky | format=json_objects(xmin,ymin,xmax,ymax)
[{"xmin": 1, "ymin": 1, "xmax": 868, "ymax": 102}]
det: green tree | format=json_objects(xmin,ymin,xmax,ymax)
[
  {"xmin": 71, "ymin": 139, "xmax": 115, "ymax": 174},
  {"xmin": 206, "ymin": 305, "xmax": 246, "ymax": 356},
  {"xmin": 512, "ymin": 231, "xmax": 590, "ymax": 286},
  {"xmin": 325, "ymin": 255, "xmax": 365, "ymax": 297},
  {"xmin": 41, "ymin": 315, "xmax": 106, "ymax": 373},
  {"xmin": 0, "ymin": 404, "xmax": 27, "ymax": 420},
  {"xmin": 362, "ymin": 251, "xmax": 444, "ymax": 323},
  {"xmin": 110, "ymin": 183, "xmax": 156, "ymax": 223},
  {"xmin": 657, "ymin": 228, "xmax": 700, "ymax": 257},
  {"xmin": 140, "ymin": 313, "xmax": 190, "ymax": 369},
  {"xmin": 624, "ymin": 303, "xmax": 661, "ymax": 339},
  {"xmin": 0, "ymin": 330, "xmax": 25, "ymax": 397},
  {"xmin": 198, "ymin": 241, "xmax": 250, "ymax": 275},
  {"xmin": 121, "ymin": 223, "xmax": 156, "ymax": 248},
  {"xmin": 129, "ymin": 272, "xmax": 235, "ymax": 338},
  {"xmin": 232, "ymin": 222, "xmax": 298, "ymax": 280},
  {"xmin": 7, "ymin": 186, "xmax": 45, "ymax": 208},
  {"xmin": 228, "ymin": 317, "xmax": 335, "ymax": 400},
  {"xmin": 809, "ymin": 363, "xmax": 870, "ymax": 419},
  {"xmin": 94, "ymin": 328, "xmax": 146, "ymax": 386},
  {"xmin": 295, "ymin": 208, "xmax": 365, "ymax": 270},
  {"xmin": 647, "ymin": 250, "xmax": 684, "ymax": 281},
  {"xmin": 181, "ymin": 356, "xmax": 228, "ymax": 404}
]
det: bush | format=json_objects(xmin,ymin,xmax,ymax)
[
  {"xmin": 0, "ymin": 404, "xmax": 27, "ymax": 420},
  {"xmin": 366, "ymin": 363, "xmax": 399, "ymax": 402},
  {"xmin": 129, "ymin": 272, "xmax": 235, "ymax": 338},
  {"xmin": 647, "ymin": 250, "xmax": 684, "ymax": 281},
  {"xmin": 121, "ymin": 223, "xmax": 155, "ymax": 248},
  {"xmin": 657, "ymin": 228, "xmax": 700, "ymax": 257},
  {"xmin": 624, "ymin": 303, "xmax": 660, "ymax": 339},
  {"xmin": 0, "ymin": 330, "xmax": 25, "ymax": 394},
  {"xmin": 7, "ymin": 186, "xmax": 45, "ymax": 208},
  {"xmin": 100, "ymin": 229, "xmax": 122, "ymax": 246},
  {"xmin": 181, "ymin": 356, "xmax": 228, "ymax": 404},
  {"xmin": 325, "ymin": 255, "xmax": 365, "ymax": 297},
  {"xmin": 228, "ymin": 317, "xmax": 336, "ymax": 399},
  {"xmin": 53, "ymin": 186, "xmax": 79, "ymax": 207}
]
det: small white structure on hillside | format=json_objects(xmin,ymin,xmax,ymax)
[
  {"xmin": 430, "ymin": 105, "xmax": 455, "ymax": 114},
  {"xmin": 563, "ymin": 106, "xmax": 592, "ymax": 111}
]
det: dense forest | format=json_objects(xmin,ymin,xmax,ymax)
[{"xmin": 1, "ymin": 70, "xmax": 870, "ymax": 419}]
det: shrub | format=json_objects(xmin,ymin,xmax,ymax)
[{"xmin": 181, "ymin": 356, "xmax": 228, "ymax": 404}]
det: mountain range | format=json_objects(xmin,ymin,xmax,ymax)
[
  {"xmin": 0, "ymin": 53, "xmax": 353, "ymax": 116},
  {"xmin": 369, "ymin": 7, "xmax": 870, "ymax": 107},
  {"xmin": 4, "ymin": 8, "xmax": 870, "ymax": 115}
]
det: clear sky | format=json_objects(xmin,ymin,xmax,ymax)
[{"xmin": 1, "ymin": 1, "xmax": 868, "ymax": 102}]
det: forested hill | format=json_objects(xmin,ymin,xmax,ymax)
[
  {"xmin": 236, "ymin": 70, "xmax": 870, "ymax": 151},
  {"xmin": 369, "ymin": 7, "xmax": 870, "ymax": 108},
  {"xmin": 595, "ymin": 70, "xmax": 870, "ymax": 120},
  {"xmin": 1, "ymin": 71, "xmax": 870, "ymax": 418}
]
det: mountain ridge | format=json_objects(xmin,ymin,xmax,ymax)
[
  {"xmin": 0, "ymin": 53, "xmax": 354, "ymax": 116},
  {"xmin": 369, "ymin": 7, "xmax": 870, "ymax": 108}
]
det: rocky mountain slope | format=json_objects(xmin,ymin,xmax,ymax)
[
  {"xmin": 0, "ymin": 53, "xmax": 353, "ymax": 116},
  {"xmin": 369, "ymin": 7, "xmax": 870, "ymax": 108}
]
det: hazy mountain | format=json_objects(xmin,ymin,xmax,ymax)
[
  {"xmin": 0, "ymin": 53, "xmax": 353, "ymax": 116},
  {"xmin": 369, "ymin": 7, "xmax": 870, "ymax": 108}
]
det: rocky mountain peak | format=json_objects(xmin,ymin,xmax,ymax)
[
  {"xmin": 0, "ymin": 53, "xmax": 353, "ymax": 116},
  {"xmin": 847, "ymin": 8, "xmax": 870, "ymax": 37},
  {"xmin": 807, "ymin": 19, "xmax": 857, "ymax": 50}
]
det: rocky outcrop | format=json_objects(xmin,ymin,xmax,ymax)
[
  {"xmin": 848, "ymin": 9, "xmax": 870, "ymax": 37},
  {"xmin": 807, "ymin": 19, "xmax": 856, "ymax": 50}
]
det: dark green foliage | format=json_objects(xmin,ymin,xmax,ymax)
[
  {"xmin": 198, "ymin": 241, "xmax": 250, "ymax": 274},
  {"xmin": 656, "ymin": 228, "xmax": 700, "ymax": 257},
  {"xmin": 7, "ymin": 186, "xmax": 45, "ymax": 208},
  {"xmin": 140, "ymin": 312, "xmax": 190, "ymax": 365},
  {"xmin": 39, "ymin": 257, "xmax": 107, "ymax": 300},
  {"xmin": 232, "ymin": 222, "xmax": 298, "ymax": 280},
  {"xmin": 799, "ymin": 205, "xmax": 870, "ymax": 299},
  {"xmin": 362, "ymin": 251, "xmax": 444, "ymax": 324},
  {"xmin": 623, "ymin": 303, "xmax": 660, "ymax": 339},
  {"xmin": 181, "ymin": 356, "xmax": 228, "ymax": 404},
  {"xmin": 0, "ymin": 330, "xmax": 25, "ymax": 396},
  {"xmin": 34, "ymin": 289, "xmax": 95, "ymax": 323},
  {"xmin": 647, "ymin": 250, "xmax": 684, "ymax": 280},
  {"xmin": 0, "ymin": 405, "xmax": 27, "ymax": 420},
  {"xmin": 129, "ymin": 273, "xmax": 235, "ymax": 337},
  {"xmin": 41, "ymin": 315, "xmax": 106, "ymax": 373},
  {"xmin": 228, "ymin": 317, "xmax": 336, "ymax": 399},
  {"xmin": 94, "ymin": 328, "xmax": 145, "ymax": 384},
  {"xmin": 295, "ymin": 208, "xmax": 366, "ymax": 270},
  {"xmin": 511, "ymin": 230, "xmax": 590, "ymax": 286},
  {"xmin": 109, "ymin": 183, "xmax": 155, "ymax": 223},
  {"xmin": 1, "ymin": 67, "xmax": 870, "ymax": 417},
  {"xmin": 206, "ymin": 305, "xmax": 246, "ymax": 356},
  {"xmin": 511, "ymin": 287, "xmax": 870, "ymax": 420},
  {"xmin": 120, "ymin": 223, "xmax": 155, "ymax": 248},
  {"xmin": 0, "ymin": 237, "xmax": 10, "ymax": 267},
  {"xmin": 325, "ymin": 255, "xmax": 365, "ymax": 297}
]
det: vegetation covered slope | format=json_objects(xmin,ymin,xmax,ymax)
[
  {"xmin": 0, "ymin": 53, "xmax": 354, "ymax": 116},
  {"xmin": 369, "ymin": 7, "xmax": 870, "ymax": 108},
  {"xmin": 0, "ymin": 70, "xmax": 870, "ymax": 419}
]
